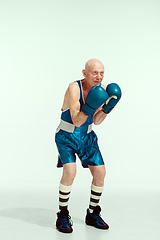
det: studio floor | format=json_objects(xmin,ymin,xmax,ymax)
[{"xmin": 0, "ymin": 182, "xmax": 160, "ymax": 240}]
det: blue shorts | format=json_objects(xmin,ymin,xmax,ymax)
[{"xmin": 55, "ymin": 129, "xmax": 104, "ymax": 168}]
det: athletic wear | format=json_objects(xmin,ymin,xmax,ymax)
[
  {"xmin": 59, "ymin": 183, "xmax": 72, "ymax": 211},
  {"xmin": 55, "ymin": 80, "xmax": 104, "ymax": 168},
  {"xmin": 85, "ymin": 205, "xmax": 109, "ymax": 230},
  {"xmin": 89, "ymin": 184, "xmax": 103, "ymax": 213},
  {"xmin": 56, "ymin": 208, "xmax": 73, "ymax": 233},
  {"xmin": 55, "ymin": 128, "xmax": 104, "ymax": 168}
]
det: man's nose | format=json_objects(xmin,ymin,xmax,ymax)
[{"xmin": 97, "ymin": 73, "xmax": 102, "ymax": 80}]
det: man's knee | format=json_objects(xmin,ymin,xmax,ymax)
[
  {"xmin": 90, "ymin": 165, "xmax": 106, "ymax": 176},
  {"xmin": 62, "ymin": 163, "xmax": 76, "ymax": 184},
  {"xmin": 97, "ymin": 165, "xmax": 106, "ymax": 180},
  {"xmin": 89, "ymin": 165, "xmax": 106, "ymax": 186}
]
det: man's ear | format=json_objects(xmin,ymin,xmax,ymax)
[{"xmin": 82, "ymin": 69, "xmax": 86, "ymax": 77}]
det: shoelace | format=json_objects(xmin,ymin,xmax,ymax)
[
  {"xmin": 92, "ymin": 213, "xmax": 105, "ymax": 225},
  {"xmin": 60, "ymin": 215, "xmax": 73, "ymax": 227}
]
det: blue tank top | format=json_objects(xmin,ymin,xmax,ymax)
[{"xmin": 61, "ymin": 80, "xmax": 93, "ymax": 126}]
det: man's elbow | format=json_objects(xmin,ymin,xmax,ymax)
[
  {"xmin": 73, "ymin": 120, "xmax": 82, "ymax": 128},
  {"xmin": 93, "ymin": 120, "xmax": 101, "ymax": 125}
]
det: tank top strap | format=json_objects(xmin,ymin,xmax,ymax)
[{"xmin": 76, "ymin": 80, "xmax": 84, "ymax": 111}]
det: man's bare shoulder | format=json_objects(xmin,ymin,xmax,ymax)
[
  {"xmin": 68, "ymin": 81, "xmax": 79, "ymax": 94},
  {"xmin": 67, "ymin": 81, "xmax": 80, "ymax": 101},
  {"xmin": 62, "ymin": 81, "xmax": 80, "ymax": 110},
  {"xmin": 64, "ymin": 82, "xmax": 79, "ymax": 100}
]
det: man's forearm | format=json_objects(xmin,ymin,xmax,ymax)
[
  {"xmin": 93, "ymin": 109, "xmax": 107, "ymax": 125},
  {"xmin": 71, "ymin": 111, "xmax": 89, "ymax": 127},
  {"xmin": 72, "ymin": 108, "xmax": 107, "ymax": 127}
]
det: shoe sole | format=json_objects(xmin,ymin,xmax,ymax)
[
  {"xmin": 56, "ymin": 227, "xmax": 73, "ymax": 233},
  {"xmin": 85, "ymin": 222, "xmax": 109, "ymax": 230}
]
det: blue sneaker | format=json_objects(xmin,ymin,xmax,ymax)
[
  {"xmin": 85, "ymin": 205, "xmax": 109, "ymax": 230},
  {"xmin": 56, "ymin": 208, "xmax": 73, "ymax": 233}
]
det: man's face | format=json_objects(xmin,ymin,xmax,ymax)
[{"xmin": 83, "ymin": 62, "xmax": 104, "ymax": 87}]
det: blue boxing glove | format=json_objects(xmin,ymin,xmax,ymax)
[
  {"xmin": 102, "ymin": 83, "xmax": 122, "ymax": 114},
  {"xmin": 82, "ymin": 85, "xmax": 109, "ymax": 116}
]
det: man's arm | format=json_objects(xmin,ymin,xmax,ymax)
[
  {"xmin": 93, "ymin": 107, "xmax": 107, "ymax": 125},
  {"xmin": 68, "ymin": 82, "xmax": 88, "ymax": 127}
]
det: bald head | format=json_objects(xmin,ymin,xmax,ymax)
[
  {"xmin": 85, "ymin": 59, "xmax": 104, "ymax": 72},
  {"xmin": 82, "ymin": 59, "xmax": 105, "ymax": 86}
]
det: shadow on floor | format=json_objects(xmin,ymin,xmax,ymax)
[{"xmin": 0, "ymin": 207, "xmax": 83, "ymax": 228}]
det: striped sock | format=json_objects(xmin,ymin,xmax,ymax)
[
  {"xmin": 59, "ymin": 183, "xmax": 72, "ymax": 212},
  {"xmin": 89, "ymin": 184, "xmax": 103, "ymax": 213}
]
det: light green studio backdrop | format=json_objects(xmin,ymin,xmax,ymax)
[{"xmin": 0, "ymin": 0, "xmax": 160, "ymax": 186}]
